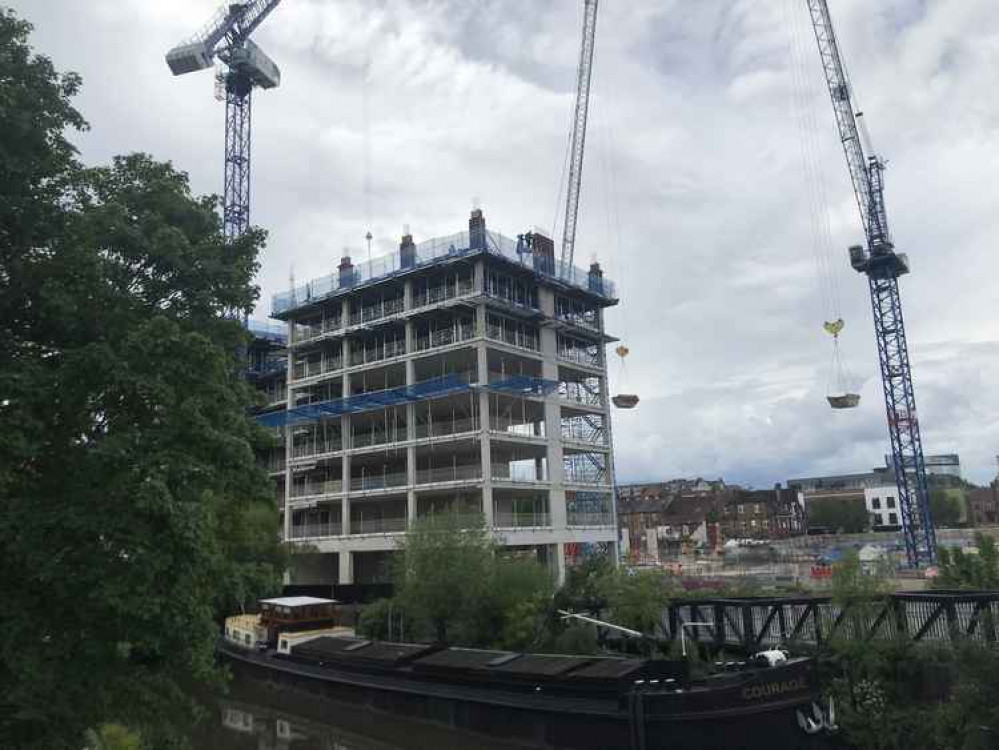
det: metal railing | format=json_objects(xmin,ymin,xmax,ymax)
[
  {"xmin": 349, "ymin": 517, "xmax": 407, "ymax": 535},
  {"xmin": 350, "ymin": 339, "xmax": 406, "ymax": 367},
  {"xmin": 415, "ymin": 324, "xmax": 476, "ymax": 352},
  {"xmin": 348, "ymin": 297, "xmax": 405, "ymax": 326},
  {"xmin": 414, "ymin": 417, "xmax": 477, "ymax": 439},
  {"xmin": 272, "ymin": 229, "xmax": 616, "ymax": 317},
  {"xmin": 493, "ymin": 511, "xmax": 552, "ymax": 528},
  {"xmin": 349, "ymin": 472, "xmax": 408, "ymax": 492},
  {"xmin": 659, "ymin": 591, "xmax": 999, "ymax": 652},
  {"xmin": 288, "ymin": 522, "xmax": 342, "ymax": 540},
  {"xmin": 416, "ymin": 465, "xmax": 482, "ymax": 484},
  {"xmin": 413, "ymin": 280, "xmax": 475, "ymax": 309},
  {"xmin": 486, "ymin": 324, "xmax": 540, "ymax": 352},
  {"xmin": 290, "ymin": 479, "xmax": 343, "ymax": 498},
  {"xmin": 291, "ymin": 439, "xmax": 342, "ymax": 459},
  {"xmin": 492, "ymin": 467, "xmax": 548, "ymax": 483},
  {"xmin": 293, "ymin": 356, "xmax": 342, "ymax": 381}
]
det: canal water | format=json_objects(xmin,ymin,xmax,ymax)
[
  {"xmin": 191, "ymin": 676, "xmax": 537, "ymax": 750},
  {"xmin": 190, "ymin": 675, "xmax": 845, "ymax": 750}
]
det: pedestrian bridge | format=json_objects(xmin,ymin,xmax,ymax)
[{"xmin": 660, "ymin": 591, "xmax": 999, "ymax": 651}]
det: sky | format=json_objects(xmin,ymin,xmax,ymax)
[{"xmin": 14, "ymin": 0, "xmax": 999, "ymax": 487}]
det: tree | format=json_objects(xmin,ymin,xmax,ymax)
[
  {"xmin": 391, "ymin": 514, "xmax": 495, "ymax": 642},
  {"xmin": 936, "ymin": 533, "xmax": 999, "ymax": 590},
  {"xmin": 930, "ymin": 489, "xmax": 963, "ymax": 529},
  {"xmin": 807, "ymin": 496, "xmax": 870, "ymax": 533},
  {"xmin": 0, "ymin": 10, "xmax": 284, "ymax": 748}
]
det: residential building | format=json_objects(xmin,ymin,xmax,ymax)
[
  {"xmin": 863, "ymin": 486, "xmax": 902, "ymax": 529},
  {"xmin": 260, "ymin": 210, "xmax": 619, "ymax": 585}
]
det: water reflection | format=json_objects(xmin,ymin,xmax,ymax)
[{"xmin": 193, "ymin": 677, "xmax": 534, "ymax": 750}]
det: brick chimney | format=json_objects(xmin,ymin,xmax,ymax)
[
  {"xmin": 399, "ymin": 229, "xmax": 416, "ymax": 269},
  {"xmin": 338, "ymin": 255, "xmax": 354, "ymax": 288},
  {"xmin": 469, "ymin": 208, "xmax": 486, "ymax": 251},
  {"xmin": 587, "ymin": 261, "xmax": 603, "ymax": 294},
  {"xmin": 530, "ymin": 231, "xmax": 555, "ymax": 276}
]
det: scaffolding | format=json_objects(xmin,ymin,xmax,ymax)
[{"xmin": 256, "ymin": 374, "xmax": 558, "ymax": 429}]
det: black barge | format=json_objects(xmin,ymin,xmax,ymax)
[{"xmin": 219, "ymin": 632, "xmax": 828, "ymax": 750}]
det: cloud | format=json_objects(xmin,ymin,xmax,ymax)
[{"xmin": 14, "ymin": 0, "xmax": 999, "ymax": 485}]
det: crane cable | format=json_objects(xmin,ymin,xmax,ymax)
[{"xmin": 783, "ymin": 0, "xmax": 856, "ymax": 398}]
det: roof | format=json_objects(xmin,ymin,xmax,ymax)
[
  {"xmin": 270, "ymin": 228, "xmax": 617, "ymax": 319},
  {"xmin": 260, "ymin": 596, "xmax": 337, "ymax": 607}
]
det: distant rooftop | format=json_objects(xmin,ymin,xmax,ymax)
[{"xmin": 271, "ymin": 225, "xmax": 616, "ymax": 318}]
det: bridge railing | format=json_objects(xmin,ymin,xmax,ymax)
[{"xmin": 659, "ymin": 591, "xmax": 999, "ymax": 651}]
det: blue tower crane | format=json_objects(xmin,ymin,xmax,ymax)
[
  {"xmin": 805, "ymin": 0, "xmax": 936, "ymax": 566},
  {"xmin": 559, "ymin": 0, "xmax": 599, "ymax": 273},
  {"xmin": 166, "ymin": 1, "xmax": 283, "ymax": 241}
]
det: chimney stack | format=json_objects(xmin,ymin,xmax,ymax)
[
  {"xmin": 530, "ymin": 231, "xmax": 555, "ymax": 276},
  {"xmin": 588, "ymin": 261, "xmax": 603, "ymax": 293},
  {"xmin": 338, "ymin": 255, "xmax": 354, "ymax": 288},
  {"xmin": 400, "ymin": 229, "xmax": 416, "ymax": 269},
  {"xmin": 469, "ymin": 207, "xmax": 486, "ymax": 251}
]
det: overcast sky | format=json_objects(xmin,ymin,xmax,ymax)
[{"xmin": 14, "ymin": 0, "xmax": 999, "ymax": 487}]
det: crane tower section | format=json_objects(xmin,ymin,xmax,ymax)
[
  {"xmin": 805, "ymin": 0, "xmax": 936, "ymax": 566},
  {"xmin": 166, "ymin": 1, "xmax": 282, "ymax": 242},
  {"xmin": 559, "ymin": 0, "xmax": 599, "ymax": 274}
]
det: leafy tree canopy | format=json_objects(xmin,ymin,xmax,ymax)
[
  {"xmin": 935, "ymin": 533, "xmax": 999, "ymax": 590},
  {"xmin": 0, "ymin": 9, "xmax": 284, "ymax": 748}
]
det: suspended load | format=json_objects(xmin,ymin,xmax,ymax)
[
  {"xmin": 824, "ymin": 319, "xmax": 860, "ymax": 409},
  {"xmin": 611, "ymin": 345, "xmax": 639, "ymax": 409}
]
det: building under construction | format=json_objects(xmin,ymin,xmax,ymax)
[{"xmin": 254, "ymin": 209, "xmax": 619, "ymax": 586}]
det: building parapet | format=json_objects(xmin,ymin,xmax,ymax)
[{"xmin": 271, "ymin": 229, "xmax": 617, "ymax": 318}]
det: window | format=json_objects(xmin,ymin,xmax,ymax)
[
  {"xmin": 871, "ymin": 497, "xmax": 881, "ymax": 509},
  {"xmin": 887, "ymin": 497, "xmax": 896, "ymax": 509},
  {"xmin": 755, "ymin": 503, "xmax": 762, "ymax": 514},
  {"xmin": 874, "ymin": 514, "xmax": 884, "ymax": 526},
  {"xmin": 737, "ymin": 504, "xmax": 745, "ymax": 515},
  {"xmin": 889, "ymin": 513, "xmax": 898, "ymax": 525}
]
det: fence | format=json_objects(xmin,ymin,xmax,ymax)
[{"xmin": 659, "ymin": 591, "xmax": 999, "ymax": 651}]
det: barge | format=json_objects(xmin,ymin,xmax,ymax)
[{"xmin": 220, "ymin": 597, "xmax": 834, "ymax": 750}]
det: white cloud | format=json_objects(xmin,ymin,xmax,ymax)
[{"xmin": 14, "ymin": 0, "xmax": 999, "ymax": 484}]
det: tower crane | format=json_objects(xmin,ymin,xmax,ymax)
[
  {"xmin": 804, "ymin": 0, "xmax": 936, "ymax": 566},
  {"xmin": 166, "ymin": 1, "xmax": 283, "ymax": 241},
  {"xmin": 559, "ymin": 0, "xmax": 599, "ymax": 274}
]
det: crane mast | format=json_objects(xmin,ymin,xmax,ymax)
[
  {"xmin": 559, "ymin": 0, "xmax": 599, "ymax": 274},
  {"xmin": 166, "ymin": 1, "xmax": 283, "ymax": 242},
  {"xmin": 805, "ymin": 0, "xmax": 936, "ymax": 566}
]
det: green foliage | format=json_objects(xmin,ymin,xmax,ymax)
[
  {"xmin": 357, "ymin": 598, "xmax": 398, "ymax": 641},
  {"xmin": 935, "ymin": 533, "xmax": 999, "ymax": 590},
  {"xmin": 807, "ymin": 496, "xmax": 870, "ymax": 533},
  {"xmin": 0, "ymin": 9, "xmax": 285, "ymax": 748},
  {"xmin": 390, "ymin": 515, "xmax": 553, "ymax": 647},
  {"xmin": 597, "ymin": 568, "xmax": 675, "ymax": 636},
  {"xmin": 83, "ymin": 724, "xmax": 142, "ymax": 750},
  {"xmin": 930, "ymin": 489, "xmax": 963, "ymax": 528}
]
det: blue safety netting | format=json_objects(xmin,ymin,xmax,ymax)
[{"xmin": 255, "ymin": 375, "xmax": 557, "ymax": 428}]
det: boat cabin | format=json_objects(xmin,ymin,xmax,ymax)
[{"xmin": 259, "ymin": 596, "xmax": 338, "ymax": 643}]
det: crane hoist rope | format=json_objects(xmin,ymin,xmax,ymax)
[{"xmin": 784, "ymin": 0, "xmax": 859, "ymax": 409}]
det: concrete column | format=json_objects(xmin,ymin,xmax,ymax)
[
  {"xmin": 341, "ymin": 413, "xmax": 351, "ymax": 535},
  {"xmin": 338, "ymin": 550, "xmax": 354, "ymax": 585},
  {"xmin": 477, "ymin": 339, "xmax": 494, "ymax": 528},
  {"xmin": 540, "ymin": 313, "xmax": 566, "ymax": 531},
  {"xmin": 404, "ymin": 279, "xmax": 413, "ymax": 310}
]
